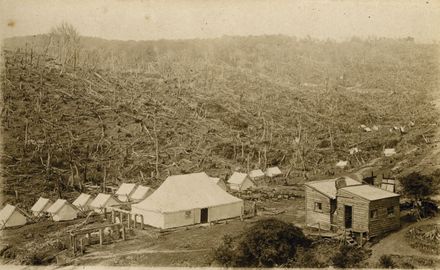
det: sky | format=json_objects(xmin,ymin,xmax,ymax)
[{"xmin": 0, "ymin": 0, "xmax": 439, "ymax": 42}]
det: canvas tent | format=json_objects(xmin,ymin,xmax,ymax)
[
  {"xmin": 130, "ymin": 185, "xmax": 155, "ymax": 202},
  {"xmin": 131, "ymin": 172, "xmax": 244, "ymax": 229},
  {"xmin": 210, "ymin": 177, "xmax": 227, "ymax": 191},
  {"xmin": 0, "ymin": 204, "xmax": 27, "ymax": 229},
  {"xmin": 115, "ymin": 183, "xmax": 137, "ymax": 202},
  {"xmin": 90, "ymin": 193, "xmax": 120, "ymax": 213},
  {"xmin": 227, "ymin": 172, "xmax": 256, "ymax": 191},
  {"xmin": 46, "ymin": 199, "xmax": 78, "ymax": 221},
  {"xmin": 265, "ymin": 166, "xmax": 282, "ymax": 177},
  {"xmin": 30, "ymin": 197, "xmax": 53, "ymax": 217},
  {"xmin": 384, "ymin": 148, "xmax": 396, "ymax": 157},
  {"xmin": 72, "ymin": 193, "xmax": 94, "ymax": 211},
  {"xmin": 249, "ymin": 169, "xmax": 265, "ymax": 180}
]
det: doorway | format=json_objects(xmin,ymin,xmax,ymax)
[
  {"xmin": 344, "ymin": 205, "xmax": 353, "ymax": 229},
  {"xmin": 200, "ymin": 208, "xmax": 208, "ymax": 223}
]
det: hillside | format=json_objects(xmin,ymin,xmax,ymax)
[{"xmin": 1, "ymin": 35, "xmax": 439, "ymax": 207}]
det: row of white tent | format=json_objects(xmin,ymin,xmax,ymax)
[
  {"xmin": 0, "ymin": 184, "xmax": 154, "ymax": 228},
  {"xmin": 228, "ymin": 167, "xmax": 283, "ymax": 191}
]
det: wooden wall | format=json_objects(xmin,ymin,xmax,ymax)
[
  {"xmin": 336, "ymin": 189, "xmax": 369, "ymax": 233},
  {"xmin": 369, "ymin": 197, "xmax": 400, "ymax": 237},
  {"xmin": 305, "ymin": 186, "xmax": 332, "ymax": 230}
]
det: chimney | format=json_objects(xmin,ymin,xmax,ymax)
[{"xmin": 335, "ymin": 177, "xmax": 347, "ymax": 189}]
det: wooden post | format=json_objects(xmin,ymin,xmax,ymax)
[
  {"xmin": 140, "ymin": 215, "xmax": 144, "ymax": 230},
  {"xmin": 133, "ymin": 214, "xmax": 138, "ymax": 229},
  {"xmin": 127, "ymin": 213, "xmax": 131, "ymax": 228},
  {"xmin": 111, "ymin": 210, "xmax": 115, "ymax": 223},
  {"xmin": 79, "ymin": 238, "xmax": 84, "ymax": 254},
  {"xmin": 104, "ymin": 208, "xmax": 107, "ymax": 220},
  {"xmin": 318, "ymin": 223, "xmax": 321, "ymax": 237},
  {"xmin": 122, "ymin": 225, "xmax": 126, "ymax": 240},
  {"xmin": 99, "ymin": 228, "xmax": 104, "ymax": 245},
  {"xmin": 72, "ymin": 235, "xmax": 76, "ymax": 256},
  {"xmin": 119, "ymin": 211, "xmax": 123, "ymax": 223}
]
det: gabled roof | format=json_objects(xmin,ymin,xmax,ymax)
[
  {"xmin": 115, "ymin": 183, "xmax": 137, "ymax": 196},
  {"xmin": 73, "ymin": 193, "xmax": 93, "ymax": 207},
  {"xmin": 31, "ymin": 197, "xmax": 52, "ymax": 212},
  {"xmin": 90, "ymin": 193, "xmax": 118, "ymax": 208},
  {"xmin": 341, "ymin": 185, "xmax": 400, "ymax": 201},
  {"xmin": 210, "ymin": 177, "xmax": 220, "ymax": 183},
  {"xmin": 305, "ymin": 177, "xmax": 362, "ymax": 199},
  {"xmin": 227, "ymin": 172, "xmax": 250, "ymax": 185},
  {"xmin": 265, "ymin": 167, "xmax": 282, "ymax": 176},
  {"xmin": 0, "ymin": 204, "xmax": 25, "ymax": 223},
  {"xmin": 132, "ymin": 172, "xmax": 242, "ymax": 213},
  {"xmin": 249, "ymin": 169, "xmax": 265, "ymax": 178},
  {"xmin": 131, "ymin": 185, "xmax": 154, "ymax": 201},
  {"xmin": 46, "ymin": 199, "xmax": 72, "ymax": 214}
]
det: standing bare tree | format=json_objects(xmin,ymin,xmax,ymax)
[{"xmin": 49, "ymin": 22, "xmax": 81, "ymax": 70}]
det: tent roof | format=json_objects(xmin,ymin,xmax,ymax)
[
  {"xmin": 266, "ymin": 166, "xmax": 282, "ymax": 175},
  {"xmin": 73, "ymin": 193, "xmax": 93, "ymax": 207},
  {"xmin": 249, "ymin": 169, "xmax": 265, "ymax": 178},
  {"xmin": 46, "ymin": 199, "xmax": 71, "ymax": 214},
  {"xmin": 227, "ymin": 172, "xmax": 249, "ymax": 185},
  {"xmin": 0, "ymin": 204, "xmax": 24, "ymax": 223},
  {"xmin": 115, "ymin": 183, "xmax": 137, "ymax": 196},
  {"xmin": 210, "ymin": 177, "xmax": 220, "ymax": 183},
  {"xmin": 31, "ymin": 197, "xmax": 52, "ymax": 212},
  {"xmin": 131, "ymin": 185, "xmax": 153, "ymax": 200},
  {"xmin": 132, "ymin": 172, "xmax": 242, "ymax": 213},
  {"xmin": 90, "ymin": 193, "xmax": 117, "ymax": 208},
  {"xmin": 341, "ymin": 185, "xmax": 400, "ymax": 201},
  {"xmin": 305, "ymin": 177, "xmax": 362, "ymax": 199}
]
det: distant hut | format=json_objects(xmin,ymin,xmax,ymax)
[
  {"xmin": 46, "ymin": 199, "xmax": 78, "ymax": 222},
  {"xmin": 72, "ymin": 193, "xmax": 94, "ymax": 212},
  {"xmin": 210, "ymin": 177, "xmax": 227, "ymax": 191},
  {"xmin": 115, "ymin": 183, "xmax": 137, "ymax": 202},
  {"xmin": 265, "ymin": 167, "xmax": 282, "ymax": 178},
  {"xmin": 227, "ymin": 172, "xmax": 256, "ymax": 191},
  {"xmin": 335, "ymin": 160, "xmax": 349, "ymax": 169},
  {"xmin": 249, "ymin": 169, "xmax": 265, "ymax": 181},
  {"xmin": 90, "ymin": 193, "xmax": 120, "ymax": 214},
  {"xmin": 130, "ymin": 185, "xmax": 155, "ymax": 203},
  {"xmin": 30, "ymin": 197, "xmax": 53, "ymax": 217},
  {"xmin": 384, "ymin": 148, "xmax": 396, "ymax": 157},
  {"xmin": 0, "ymin": 204, "xmax": 27, "ymax": 229}
]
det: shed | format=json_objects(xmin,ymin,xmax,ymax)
[
  {"xmin": 0, "ymin": 204, "xmax": 27, "ymax": 229},
  {"xmin": 336, "ymin": 185, "xmax": 400, "ymax": 237},
  {"xmin": 227, "ymin": 172, "xmax": 256, "ymax": 191},
  {"xmin": 72, "ymin": 193, "xmax": 94, "ymax": 211},
  {"xmin": 46, "ymin": 199, "xmax": 78, "ymax": 221},
  {"xmin": 304, "ymin": 177, "xmax": 361, "ymax": 230},
  {"xmin": 265, "ymin": 167, "xmax": 282, "ymax": 178},
  {"xmin": 130, "ymin": 185, "xmax": 155, "ymax": 203},
  {"xmin": 131, "ymin": 172, "xmax": 244, "ymax": 229},
  {"xmin": 249, "ymin": 169, "xmax": 265, "ymax": 180},
  {"xmin": 90, "ymin": 193, "xmax": 120, "ymax": 213},
  {"xmin": 210, "ymin": 177, "xmax": 227, "ymax": 191},
  {"xmin": 115, "ymin": 183, "xmax": 137, "ymax": 202},
  {"xmin": 30, "ymin": 197, "xmax": 53, "ymax": 217}
]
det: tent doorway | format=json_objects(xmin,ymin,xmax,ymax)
[
  {"xmin": 344, "ymin": 205, "xmax": 352, "ymax": 229},
  {"xmin": 200, "ymin": 208, "xmax": 208, "ymax": 223}
]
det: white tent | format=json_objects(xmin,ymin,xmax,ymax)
[
  {"xmin": 227, "ymin": 172, "xmax": 256, "ymax": 191},
  {"xmin": 130, "ymin": 185, "xmax": 155, "ymax": 202},
  {"xmin": 265, "ymin": 166, "xmax": 282, "ymax": 177},
  {"xmin": 46, "ymin": 199, "xmax": 78, "ymax": 221},
  {"xmin": 90, "ymin": 193, "xmax": 120, "ymax": 213},
  {"xmin": 72, "ymin": 193, "xmax": 94, "ymax": 211},
  {"xmin": 335, "ymin": 160, "xmax": 349, "ymax": 169},
  {"xmin": 210, "ymin": 177, "xmax": 227, "ymax": 191},
  {"xmin": 115, "ymin": 183, "xmax": 137, "ymax": 202},
  {"xmin": 0, "ymin": 204, "xmax": 27, "ymax": 229},
  {"xmin": 384, "ymin": 148, "xmax": 396, "ymax": 157},
  {"xmin": 131, "ymin": 172, "xmax": 244, "ymax": 229},
  {"xmin": 30, "ymin": 197, "xmax": 53, "ymax": 217},
  {"xmin": 249, "ymin": 169, "xmax": 265, "ymax": 180}
]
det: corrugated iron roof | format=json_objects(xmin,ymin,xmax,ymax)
[
  {"xmin": 305, "ymin": 177, "xmax": 362, "ymax": 199},
  {"xmin": 341, "ymin": 184, "xmax": 399, "ymax": 200}
]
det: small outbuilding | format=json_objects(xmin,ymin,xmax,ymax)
[
  {"xmin": 249, "ymin": 169, "xmax": 265, "ymax": 180},
  {"xmin": 72, "ymin": 193, "xmax": 94, "ymax": 211},
  {"xmin": 265, "ymin": 166, "xmax": 282, "ymax": 178},
  {"xmin": 210, "ymin": 177, "xmax": 227, "ymax": 191},
  {"xmin": 130, "ymin": 185, "xmax": 155, "ymax": 203},
  {"xmin": 30, "ymin": 197, "xmax": 53, "ymax": 217},
  {"xmin": 115, "ymin": 183, "xmax": 137, "ymax": 202},
  {"xmin": 90, "ymin": 193, "xmax": 120, "ymax": 214},
  {"xmin": 227, "ymin": 172, "xmax": 256, "ymax": 191},
  {"xmin": 131, "ymin": 172, "xmax": 244, "ymax": 229},
  {"xmin": 0, "ymin": 204, "xmax": 27, "ymax": 229},
  {"xmin": 46, "ymin": 199, "xmax": 78, "ymax": 221}
]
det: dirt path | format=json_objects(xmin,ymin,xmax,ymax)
[{"xmin": 367, "ymin": 216, "xmax": 440, "ymax": 265}]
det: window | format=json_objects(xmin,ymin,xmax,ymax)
[
  {"xmin": 314, "ymin": 202, "xmax": 323, "ymax": 212},
  {"xmin": 184, "ymin": 210, "xmax": 191, "ymax": 218},
  {"xmin": 370, "ymin": 209, "xmax": 378, "ymax": 219},
  {"xmin": 387, "ymin": 207, "xmax": 395, "ymax": 217}
]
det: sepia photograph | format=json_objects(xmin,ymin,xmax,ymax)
[{"xmin": 0, "ymin": 0, "xmax": 439, "ymax": 268}]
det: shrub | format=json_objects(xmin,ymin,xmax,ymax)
[
  {"xmin": 379, "ymin": 255, "xmax": 395, "ymax": 268},
  {"xmin": 331, "ymin": 244, "xmax": 368, "ymax": 268}
]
